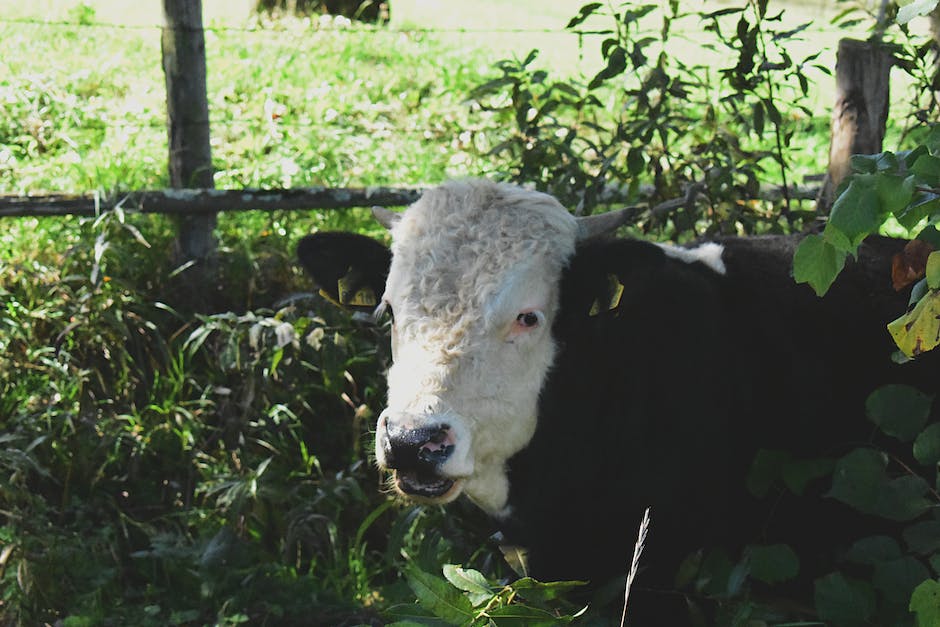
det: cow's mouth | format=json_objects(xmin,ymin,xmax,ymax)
[{"xmin": 394, "ymin": 469, "xmax": 460, "ymax": 501}]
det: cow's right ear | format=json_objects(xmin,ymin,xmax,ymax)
[{"xmin": 296, "ymin": 232, "xmax": 391, "ymax": 312}]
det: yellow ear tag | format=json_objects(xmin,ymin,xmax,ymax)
[
  {"xmin": 318, "ymin": 288, "xmax": 344, "ymax": 309},
  {"xmin": 588, "ymin": 274, "xmax": 625, "ymax": 316},
  {"xmin": 337, "ymin": 274, "xmax": 377, "ymax": 308}
]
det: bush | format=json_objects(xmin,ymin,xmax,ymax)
[{"xmin": 468, "ymin": 1, "xmax": 825, "ymax": 240}]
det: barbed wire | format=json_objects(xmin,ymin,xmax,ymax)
[
  {"xmin": 0, "ymin": 15, "xmax": 602, "ymax": 36},
  {"xmin": 7, "ymin": 119, "xmax": 503, "ymax": 137}
]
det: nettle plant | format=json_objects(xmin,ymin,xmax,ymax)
[{"xmin": 793, "ymin": 125, "xmax": 940, "ymax": 625}]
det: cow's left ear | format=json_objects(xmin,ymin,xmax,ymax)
[
  {"xmin": 296, "ymin": 232, "xmax": 391, "ymax": 312},
  {"xmin": 563, "ymin": 239, "xmax": 668, "ymax": 320}
]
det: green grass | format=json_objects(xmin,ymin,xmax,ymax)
[{"xmin": 0, "ymin": 18, "xmax": 498, "ymax": 195}]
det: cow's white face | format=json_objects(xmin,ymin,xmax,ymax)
[{"xmin": 374, "ymin": 180, "xmax": 579, "ymax": 514}]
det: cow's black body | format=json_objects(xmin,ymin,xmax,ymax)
[
  {"xmin": 498, "ymin": 235, "xmax": 937, "ymax": 618},
  {"xmin": 298, "ymin": 230, "xmax": 939, "ymax": 622}
]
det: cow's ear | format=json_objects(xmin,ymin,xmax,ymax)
[
  {"xmin": 296, "ymin": 232, "xmax": 391, "ymax": 312},
  {"xmin": 563, "ymin": 240, "xmax": 667, "ymax": 319}
]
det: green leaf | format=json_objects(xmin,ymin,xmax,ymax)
[
  {"xmin": 485, "ymin": 605, "xmax": 569, "ymax": 625},
  {"xmin": 405, "ymin": 565, "xmax": 475, "ymax": 623},
  {"xmin": 852, "ymin": 151, "xmax": 900, "ymax": 174},
  {"xmin": 876, "ymin": 173, "xmax": 915, "ymax": 215},
  {"xmin": 829, "ymin": 448, "xmax": 887, "ymax": 514},
  {"xmin": 875, "ymin": 151, "xmax": 901, "ymax": 172},
  {"xmin": 912, "ymin": 278, "xmax": 931, "ymax": 307},
  {"xmin": 914, "ymin": 422, "xmax": 940, "ymax": 466},
  {"xmin": 781, "ymin": 457, "xmax": 835, "ymax": 495},
  {"xmin": 746, "ymin": 449, "xmax": 791, "ymax": 497},
  {"xmin": 441, "ymin": 565, "xmax": 492, "ymax": 606},
  {"xmin": 511, "ymin": 577, "xmax": 586, "ymax": 604},
  {"xmin": 922, "ymin": 225, "xmax": 940, "ymax": 250},
  {"xmin": 874, "ymin": 475, "xmax": 933, "ymax": 522},
  {"xmin": 588, "ymin": 46, "xmax": 626, "ymax": 89},
  {"xmin": 814, "ymin": 572, "xmax": 876, "ymax": 624},
  {"xmin": 827, "ymin": 175, "xmax": 884, "ymax": 252},
  {"xmin": 928, "ymin": 126, "xmax": 940, "ymax": 155},
  {"xmin": 565, "ymin": 2, "xmax": 603, "ymax": 29},
  {"xmin": 909, "ymin": 579, "xmax": 940, "ymax": 626},
  {"xmin": 897, "ymin": 192, "xmax": 940, "ymax": 230},
  {"xmin": 699, "ymin": 549, "xmax": 736, "ymax": 597},
  {"xmin": 845, "ymin": 535, "xmax": 903, "ymax": 565},
  {"xmin": 850, "ymin": 153, "xmax": 880, "ymax": 174},
  {"xmin": 626, "ymin": 147, "xmax": 645, "ymax": 176},
  {"xmin": 793, "ymin": 234, "xmax": 848, "ymax": 296},
  {"xmin": 898, "ymin": 0, "xmax": 940, "ymax": 25},
  {"xmin": 904, "ymin": 145, "xmax": 931, "ymax": 167},
  {"xmin": 888, "ymin": 288, "xmax": 940, "ymax": 357},
  {"xmin": 905, "ymin": 521, "xmax": 940, "ymax": 555},
  {"xmin": 765, "ymin": 99, "xmax": 782, "ymax": 126},
  {"xmin": 866, "ymin": 384, "xmax": 935, "ymax": 442},
  {"xmin": 747, "ymin": 544, "xmax": 800, "ymax": 584},
  {"xmin": 752, "ymin": 100, "xmax": 765, "ymax": 136},
  {"xmin": 912, "ymin": 153, "xmax": 940, "ymax": 185},
  {"xmin": 927, "ymin": 252, "xmax": 940, "ymax": 290},
  {"xmin": 874, "ymin": 556, "xmax": 931, "ymax": 604}
]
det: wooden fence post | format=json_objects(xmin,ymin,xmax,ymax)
[
  {"xmin": 162, "ymin": 0, "xmax": 216, "ymax": 260},
  {"xmin": 816, "ymin": 38, "xmax": 893, "ymax": 214}
]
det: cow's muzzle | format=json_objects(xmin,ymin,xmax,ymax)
[{"xmin": 377, "ymin": 413, "xmax": 460, "ymax": 501}]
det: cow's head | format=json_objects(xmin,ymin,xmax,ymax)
[{"xmin": 298, "ymin": 180, "xmax": 630, "ymax": 514}]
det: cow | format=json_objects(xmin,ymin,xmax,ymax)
[{"xmin": 297, "ymin": 179, "xmax": 939, "ymax": 622}]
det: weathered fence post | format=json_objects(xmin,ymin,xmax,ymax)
[
  {"xmin": 816, "ymin": 39, "xmax": 893, "ymax": 214},
  {"xmin": 162, "ymin": 0, "xmax": 216, "ymax": 260}
]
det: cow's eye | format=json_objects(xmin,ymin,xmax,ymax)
[{"xmin": 516, "ymin": 311, "xmax": 540, "ymax": 328}]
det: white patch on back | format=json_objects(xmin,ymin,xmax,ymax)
[{"xmin": 656, "ymin": 242, "xmax": 726, "ymax": 275}]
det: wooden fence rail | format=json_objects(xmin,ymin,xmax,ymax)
[
  {"xmin": 0, "ymin": 186, "xmax": 426, "ymax": 218},
  {"xmin": 0, "ymin": 183, "xmax": 821, "ymax": 220}
]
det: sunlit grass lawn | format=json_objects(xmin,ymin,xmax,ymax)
[{"xmin": 0, "ymin": 16, "xmax": 500, "ymax": 195}]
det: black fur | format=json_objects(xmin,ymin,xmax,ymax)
[{"xmin": 503, "ymin": 235, "xmax": 938, "ymax": 620}]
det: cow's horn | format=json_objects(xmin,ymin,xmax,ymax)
[
  {"xmin": 576, "ymin": 207, "xmax": 636, "ymax": 240},
  {"xmin": 372, "ymin": 206, "xmax": 401, "ymax": 230}
]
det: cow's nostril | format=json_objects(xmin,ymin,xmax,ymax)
[{"xmin": 383, "ymin": 422, "xmax": 454, "ymax": 472}]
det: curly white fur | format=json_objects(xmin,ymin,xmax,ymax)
[{"xmin": 378, "ymin": 180, "xmax": 578, "ymax": 513}]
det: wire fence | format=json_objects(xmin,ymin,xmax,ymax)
[
  {"xmin": 1, "ymin": 7, "xmax": 604, "ymax": 217},
  {"xmin": 0, "ymin": 5, "xmax": 844, "ymax": 218},
  {"xmin": 0, "ymin": 15, "xmax": 604, "ymax": 35}
]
